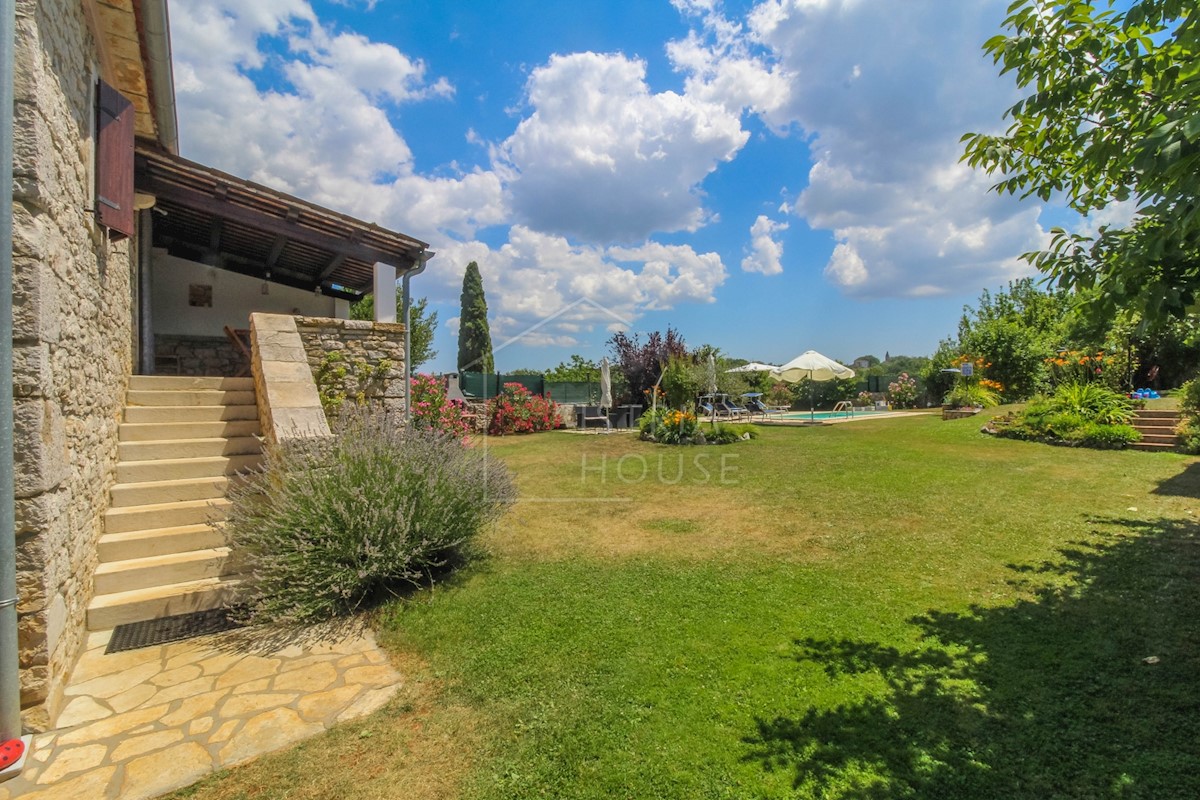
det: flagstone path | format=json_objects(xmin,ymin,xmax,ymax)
[{"xmin": 0, "ymin": 621, "xmax": 401, "ymax": 800}]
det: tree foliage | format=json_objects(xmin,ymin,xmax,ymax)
[
  {"xmin": 350, "ymin": 294, "xmax": 439, "ymax": 368},
  {"xmin": 963, "ymin": 0, "xmax": 1200, "ymax": 324},
  {"xmin": 544, "ymin": 355, "xmax": 601, "ymax": 383},
  {"xmin": 457, "ymin": 261, "xmax": 494, "ymax": 373},
  {"xmin": 607, "ymin": 328, "xmax": 688, "ymax": 405}
]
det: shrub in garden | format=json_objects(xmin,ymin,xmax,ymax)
[
  {"xmin": 487, "ymin": 382, "xmax": 560, "ymax": 435},
  {"xmin": 944, "ymin": 382, "xmax": 1001, "ymax": 409},
  {"xmin": 223, "ymin": 409, "xmax": 516, "ymax": 623},
  {"xmin": 639, "ymin": 409, "xmax": 756, "ymax": 445},
  {"xmin": 987, "ymin": 381, "xmax": 1139, "ymax": 449},
  {"xmin": 887, "ymin": 373, "xmax": 919, "ymax": 408},
  {"xmin": 1177, "ymin": 379, "xmax": 1200, "ymax": 453},
  {"xmin": 410, "ymin": 373, "xmax": 473, "ymax": 438}
]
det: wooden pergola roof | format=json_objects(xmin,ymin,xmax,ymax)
[{"xmin": 134, "ymin": 145, "xmax": 428, "ymax": 299}]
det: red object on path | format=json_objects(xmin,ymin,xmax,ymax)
[{"xmin": 0, "ymin": 738, "xmax": 24, "ymax": 770}]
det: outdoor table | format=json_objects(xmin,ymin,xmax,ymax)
[{"xmin": 613, "ymin": 404, "xmax": 642, "ymax": 429}]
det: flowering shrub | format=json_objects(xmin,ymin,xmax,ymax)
[
  {"xmin": 887, "ymin": 373, "xmax": 919, "ymax": 408},
  {"xmin": 487, "ymin": 383, "xmax": 560, "ymax": 435},
  {"xmin": 1046, "ymin": 349, "xmax": 1108, "ymax": 386},
  {"xmin": 223, "ymin": 408, "xmax": 516, "ymax": 622},
  {"xmin": 987, "ymin": 381, "xmax": 1139, "ymax": 449},
  {"xmin": 856, "ymin": 391, "xmax": 874, "ymax": 407},
  {"xmin": 410, "ymin": 373, "xmax": 473, "ymax": 439}
]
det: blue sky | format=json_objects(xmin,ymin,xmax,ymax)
[{"xmin": 168, "ymin": 0, "xmax": 1100, "ymax": 372}]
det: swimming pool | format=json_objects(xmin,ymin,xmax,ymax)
[{"xmin": 767, "ymin": 408, "xmax": 892, "ymax": 421}]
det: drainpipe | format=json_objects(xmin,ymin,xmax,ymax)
[
  {"xmin": 1, "ymin": 0, "xmax": 25, "ymax": 754},
  {"xmin": 401, "ymin": 250, "xmax": 433, "ymax": 426},
  {"xmin": 140, "ymin": 0, "xmax": 178, "ymax": 154}
]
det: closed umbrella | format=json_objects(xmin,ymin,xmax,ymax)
[
  {"xmin": 599, "ymin": 357, "xmax": 613, "ymax": 410},
  {"xmin": 771, "ymin": 350, "xmax": 855, "ymax": 422},
  {"xmin": 705, "ymin": 354, "xmax": 718, "ymax": 394}
]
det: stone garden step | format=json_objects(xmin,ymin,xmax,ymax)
[
  {"xmin": 109, "ymin": 476, "xmax": 242, "ymax": 508},
  {"xmin": 127, "ymin": 389, "xmax": 258, "ymax": 407},
  {"xmin": 128, "ymin": 375, "xmax": 255, "ymax": 391},
  {"xmin": 105, "ymin": 498, "xmax": 231, "ymax": 534},
  {"xmin": 120, "ymin": 436, "xmax": 263, "ymax": 460},
  {"xmin": 98, "ymin": 523, "xmax": 228, "ymax": 561},
  {"xmin": 124, "ymin": 403, "xmax": 259, "ymax": 423},
  {"xmin": 119, "ymin": 420, "xmax": 261, "ymax": 442},
  {"xmin": 117, "ymin": 454, "xmax": 262, "ymax": 483},
  {"xmin": 93, "ymin": 547, "xmax": 234, "ymax": 594},
  {"xmin": 86, "ymin": 575, "xmax": 245, "ymax": 630}
]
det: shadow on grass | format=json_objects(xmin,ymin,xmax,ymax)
[
  {"xmin": 1151, "ymin": 461, "xmax": 1200, "ymax": 497},
  {"xmin": 744, "ymin": 516, "xmax": 1200, "ymax": 798}
]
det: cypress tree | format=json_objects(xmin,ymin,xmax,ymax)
[{"xmin": 457, "ymin": 261, "xmax": 494, "ymax": 373}]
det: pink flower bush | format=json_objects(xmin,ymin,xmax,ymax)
[
  {"xmin": 410, "ymin": 373, "xmax": 473, "ymax": 439},
  {"xmin": 487, "ymin": 383, "xmax": 561, "ymax": 435}
]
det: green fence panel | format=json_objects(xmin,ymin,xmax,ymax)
[
  {"xmin": 544, "ymin": 381, "xmax": 597, "ymax": 404},
  {"xmin": 461, "ymin": 371, "xmax": 499, "ymax": 399}
]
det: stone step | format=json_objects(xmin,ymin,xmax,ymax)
[
  {"xmin": 1134, "ymin": 410, "xmax": 1181, "ymax": 420},
  {"xmin": 110, "ymin": 476, "xmax": 234, "ymax": 508},
  {"xmin": 1137, "ymin": 433, "xmax": 1181, "ymax": 446},
  {"xmin": 117, "ymin": 454, "xmax": 262, "ymax": 483},
  {"xmin": 129, "ymin": 376, "xmax": 255, "ymax": 391},
  {"xmin": 1129, "ymin": 441, "xmax": 1179, "ymax": 452},
  {"xmin": 105, "ymin": 498, "xmax": 231, "ymax": 535},
  {"xmin": 86, "ymin": 575, "xmax": 245, "ymax": 630},
  {"xmin": 98, "ymin": 524, "xmax": 227, "ymax": 562},
  {"xmin": 127, "ymin": 389, "xmax": 257, "ymax": 407},
  {"xmin": 94, "ymin": 548, "xmax": 234, "ymax": 594},
  {"xmin": 119, "ymin": 436, "xmax": 263, "ymax": 461},
  {"xmin": 119, "ymin": 420, "xmax": 261, "ymax": 442},
  {"xmin": 124, "ymin": 404, "xmax": 259, "ymax": 423}
]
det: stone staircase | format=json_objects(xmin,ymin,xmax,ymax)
[
  {"xmin": 1129, "ymin": 408, "xmax": 1182, "ymax": 453},
  {"xmin": 86, "ymin": 375, "xmax": 263, "ymax": 630}
]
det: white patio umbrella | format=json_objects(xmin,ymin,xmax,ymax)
[
  {"xmin": 725, "ymin": 362, "xmax": 777, "ymax": 373},
  {"xmin": 771, "ymin": 350, "xmax": 855, "ymax": 422},
  {"xmin": 599, "ymin": 357, "xmax": 613, "ymax": 410},
  {"xmin": 704, "ymin": 353, "xmax": 718, "ymax": 423}
]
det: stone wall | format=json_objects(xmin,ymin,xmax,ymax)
[
  {"xmin": 295, "ymin": 317, "xmax": 407, "ymax": 420},
  {"xmin": 11, "ymin": 0, "xmax": 134, "ymax": 728},
  {"xmin": 153, "ymin": 334, "xmax": 244, "ymax": 377}
]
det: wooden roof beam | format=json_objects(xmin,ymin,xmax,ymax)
[{"xmin": 140, "ymin": 172, "xmax": 419, "ymax": 270}]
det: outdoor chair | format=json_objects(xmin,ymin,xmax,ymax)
[
  {"xmin": 745, "ymin": 398, "xmax": 782, "ymax": 419},
  {"xmin": 578, "ymin": 405, "xmax": 611, "ymax": 432},
  {"xmin": 718, "ymin": 398, "xmax": 749, "ymax": 419}
]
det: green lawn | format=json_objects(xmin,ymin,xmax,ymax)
[{"xmin": 172, "ymin": 413, "xmax": 1200, "ymax": 799}]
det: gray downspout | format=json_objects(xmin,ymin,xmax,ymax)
[
  {"xmin": 401, "ymin": 250, "xmax": 432, "ymax": 427},
  {"xmin": 140, "ymin": 0, "xmax": 178, "ymax": 154},
  {"xmin": 1, "ymin": 0, "xmax": 23, "ymax": 746}
]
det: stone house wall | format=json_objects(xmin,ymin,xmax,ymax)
[
  {"xmin": 153, "ymin": 334, "xmax": 244, "ymax": 377},
  {"xmin": 294, "ymin": 317, "xmax": 407, "ymax": 419},
  {"xmin": 11, "ymin": 0, "xmax": 136, "ymax": 728}
]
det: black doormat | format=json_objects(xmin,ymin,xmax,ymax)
[{"xmin": 106, "ymin": 608, "xmax": 244, "ymax": 654}]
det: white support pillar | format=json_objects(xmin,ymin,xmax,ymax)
[
  {"xmin": 333, "ymin": 298, "xmax": 351, "ymax": 320},
  {"xmin": 373, "ymin": 263, "xmax": 396, "ymax": 323}
]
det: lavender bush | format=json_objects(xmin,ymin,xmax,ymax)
[{"xmin": 223, "ymin": 408, "xmax": 516, "ymax": 623}]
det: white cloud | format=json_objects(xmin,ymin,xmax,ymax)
[
  {"xmin": 170, "ymin": 0, "xmax": 502, "ymax": 239},
  {"xmin": 741, "ymin": 214, "xmax": 788, "ymax": 275},
  {"xmin": 497, "ymin": 52, "xmax": 749, "ymax": 244},
  {"xmin": 430, "ymin": 228, "xmax": 727, "ymax": 345},
  {"xmin": 669, "ymin": 0, "xmax": 1048, "ymax": 298}
]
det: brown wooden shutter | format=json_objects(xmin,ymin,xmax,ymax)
[{"xmin": 95, "ymin": 79, "xmax": 135, "ymax": 240}]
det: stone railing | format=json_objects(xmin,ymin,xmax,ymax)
[{"xmin": 249, "ymin": 313, "xmax": 331, "ymax": 442}]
